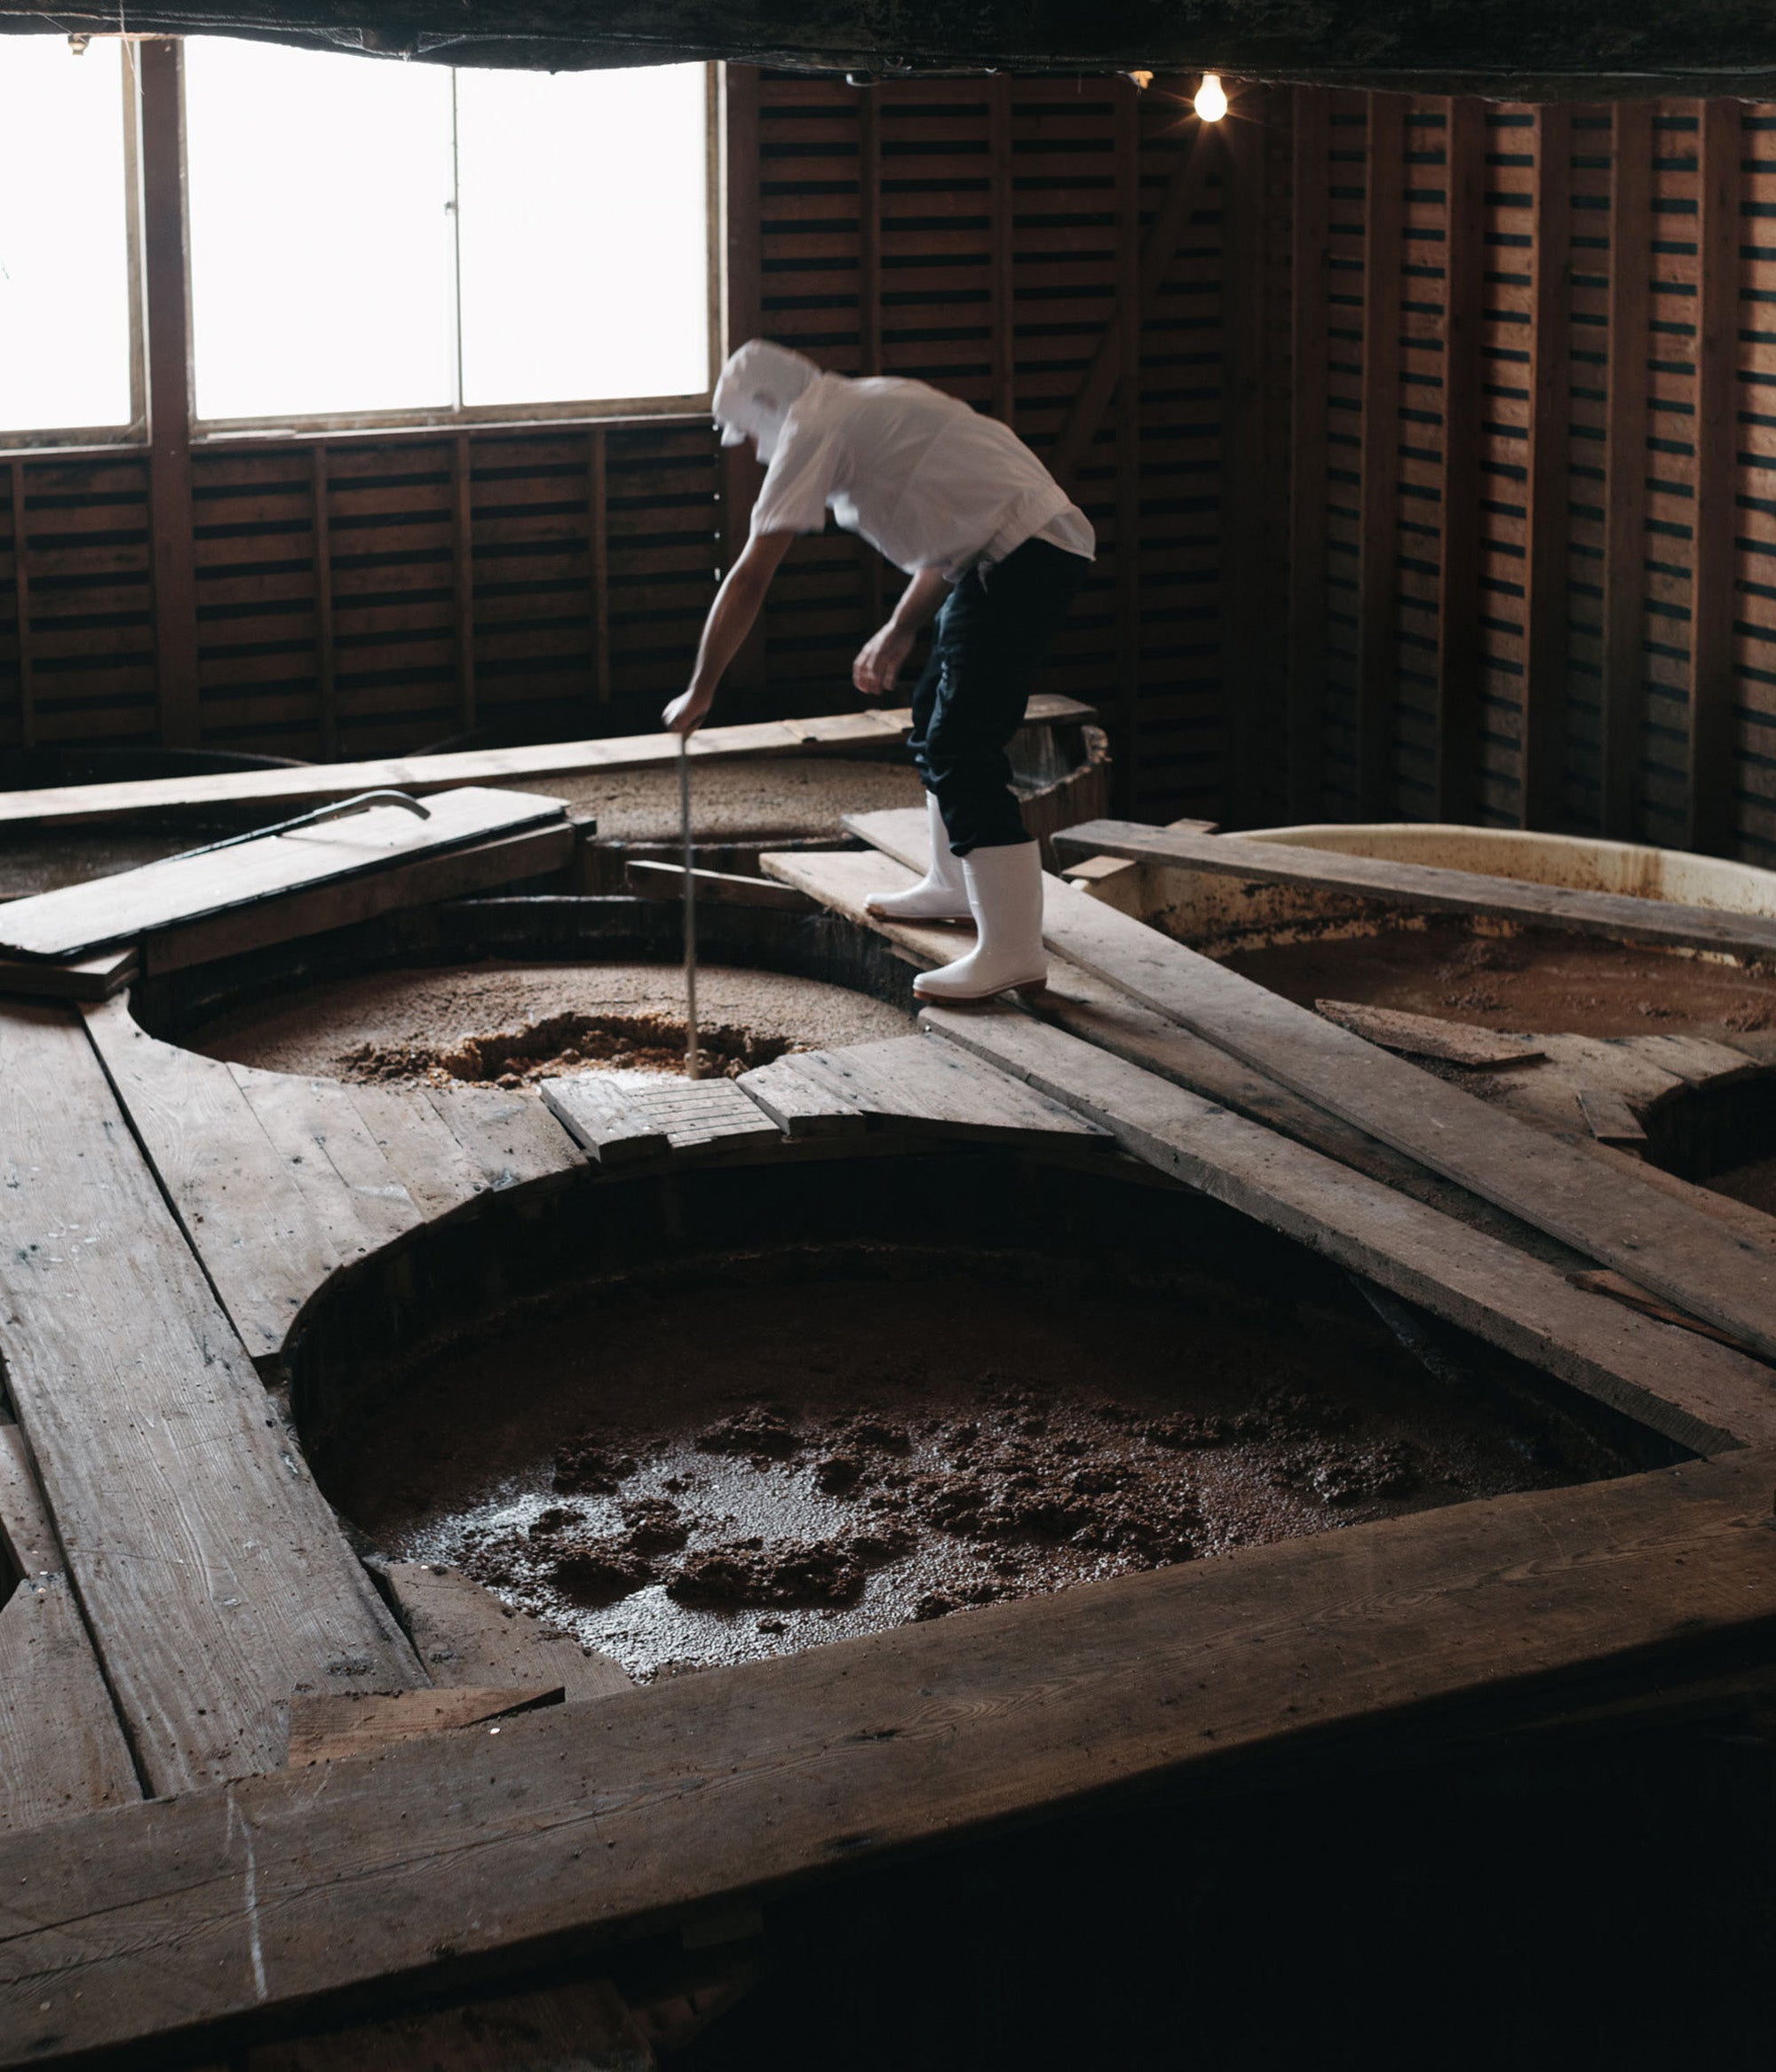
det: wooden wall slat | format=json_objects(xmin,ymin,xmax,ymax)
[
  {"xmin": 1433, "ymin": 98, "xmax": 1486, "ymax": 822},
  {"xmin": 1355, "ymin": 92, "xmax": 1405, "ymax": 816},
  {"xmin": 1286, "ymin": 88, "xmax": 1329, "ymax": 819}
]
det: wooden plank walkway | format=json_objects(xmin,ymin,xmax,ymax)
[
  {"xmin": 0, "ymin": 1425, "xmax": 139, "ymax": 1832},
  {"xmin": 844, "ymin": 809, "xmax": 1776, "ymax": 1363},
  {"xmin": 0, "ymin": 1001, "xmax": 420, "ymax": 1793},
  {"xmin": 0, "ymin": 789, "xmax": 567, "ymax": 962},
  {"xmin": 1, "ymin": 1444, "xmax": 1770, "ymax": 2064},
  {"xmin": 0, "ymin": 697, "xmax": 1095, "ymax": 832},
  {"xmin": 923, "ymin": 1004, "xmax": 1776, "ymax": 1454},
  {"xmin": 83, "ymin": 1001, "xmax": 584, "ymax": 1361},
  {"xmin": 1055, "ymin": 819, "xmax": 1776, "ymax": 965}
]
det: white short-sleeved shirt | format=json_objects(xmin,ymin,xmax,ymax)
[{"xmin": 749, "ymin": 372, "xmax": 1095, "ymax": 580}]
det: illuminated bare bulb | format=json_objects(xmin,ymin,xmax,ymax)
[{"xmin": 1194, "ymin": 73, "xmax": 1229, "ymax": 122}]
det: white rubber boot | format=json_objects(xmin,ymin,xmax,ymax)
[
  {"xmin": 865, "ymin": 792, "xmax": 972, "ymax": 922},
  {"xmin": 913, "ymin": 840, "xmax": 1048, "ymax": 1003}
]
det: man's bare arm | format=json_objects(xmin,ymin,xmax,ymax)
[
  {"xmin": 663, "ymin": 529, "xmax": 797, "ymax": 734},
  {"xmin": 852, "ymin": 567, "xmax": 951, "ymax": 699}
]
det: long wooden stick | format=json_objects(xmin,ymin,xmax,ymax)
[{"xmin": 678, "ymin": 737, "xmax": 702, "ymax": 1079}]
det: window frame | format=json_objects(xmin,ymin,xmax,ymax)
[
  {"xmin": 0, "ymin": 36, "xmax": 148, "ymax": 453},
  {"xmin": 178, "ymin": 47, "xmax": 724, "ymax": 441}
]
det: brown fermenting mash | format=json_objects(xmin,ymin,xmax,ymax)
[{"xmin": 335, "ymin": 1253, "xmax": 1628, "ymax": 1682}]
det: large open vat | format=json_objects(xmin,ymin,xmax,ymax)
[{"xmin": 288, "ymin": 1144, "xmax": 1677, "ymax": 1684}]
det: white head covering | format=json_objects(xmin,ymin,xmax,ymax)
[{"xmin": 712, "ymin": 338, "xmax": 821, "ymax": 464}]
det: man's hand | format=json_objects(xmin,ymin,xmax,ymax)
[
  {"xmin": 852, "ymin": 623, "xmax": 915, "ymax": 700},
  {"xmin": 662, "ymin": 687, "xmax": 712, "ymax": 736}
]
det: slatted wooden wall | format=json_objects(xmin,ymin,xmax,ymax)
[
  {"xmin": 1285, "ymin": 89, "xmax": 1776, "ymax": 863},
  {"xmin": 0, "ymin": 63, "xmax": 1254, "ymax": 821}
]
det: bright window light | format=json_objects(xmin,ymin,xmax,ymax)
[
  {"xmin": 454, "ymin": 65, "xmax": 710, "ymax": 409},
  {"xmin": 183, "ymin": 41, "xmax": 710, "ymax": 426},
  {"xmin": 0, "ymin": 38, "xmax": 134, "ymax": 437},
  {"xmin": 185, "ymin": 39, "xmax": 456, "ymax": 422}
]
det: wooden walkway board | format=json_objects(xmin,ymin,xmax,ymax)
[
  {"xmin": 0, "ymin": 698, "xmax": 1095, "ymax": 833},
  {"xmin": 1315, "ymin": 999, "xmax": 1542, "ymax": 1068},
  {"xmin": 845, "ymin": 809, "xmax": 1776, "ymax": 1363},
  {"xmin": 924, "ymin": 1004, "xmax": 1776, "ymax": 1455},
  {"xmin": 1054, "ymin": 819, "xmax": 1776, "ymax": 965},
  {"xmin": 0, "ymin": 1000, "xmax": 420, "ymax": 1793},
  {"xmin": 0, "ymin": 948, "xmax": 136, "ymax": 1004},
  {"xmin": 737, "ymin": 1053, "xmax": 872, "ymax": 1138},
  {"xmin": 0, "ymin": 788, "xmax": 567, "ymax": 961},
  {"xmin": 775, "ymin": 1036, "xmax": 1111, "ymax": 1147},
  {"xmin": 1, "ymin": 1446, "xmax": 1771, "ymax": 2063},
  {"xmin": 0, "ymin": 1422, "xmax": 139, "ymax": 1832},
  {"xmin": 379, "ymin": 1563, "xmax": 632, "ymax": 1702}
]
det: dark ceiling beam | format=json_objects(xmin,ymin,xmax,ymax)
[{"xmin": 11, "ymin": 0, "xmax": 1776, "ymax": 92}]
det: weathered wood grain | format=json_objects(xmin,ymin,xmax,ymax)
[
  {"xmin": 0, "ymin": 1576, "xmax": 139, "ymax": 1832},
  {"xmin": 0, "ymin": 1449, "xmax": 1772, "ymax": 2064},
  {"xmin": 0, "ymin": 1000, "xmax": 419, "ymax": 1792},
  {"xmin": 379, "ymin": 1564, "xmax": 632, "ymax": 1701}
]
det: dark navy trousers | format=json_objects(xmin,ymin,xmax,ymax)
[{"xmin": 906, "ymin": 536, "xmax": 1089, "ymax": 855}]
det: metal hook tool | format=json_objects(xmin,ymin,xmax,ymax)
[
  {"xmin": 163, "ymin": 788, "xmax": 433, "ymax": 864},
  {"xmin": 678, "ymin": 737, "xmax": 702, "ymax": 1080}
]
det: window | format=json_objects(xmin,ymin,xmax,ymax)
[
  {"xmin": 0, "ymin": 35, "xmax": 713, "ymax": 445},
  {"xmin": 0, "ymin": 38, "xmax": 137, "ymax": 439},
  {"xmin": 182, "ymin": 42, "xmax": 713, "ymax": 428}
]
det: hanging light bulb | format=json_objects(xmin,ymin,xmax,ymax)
[{"xmin": 1193, "ymin": 72, "xmax": 1229, "ymax": 122}]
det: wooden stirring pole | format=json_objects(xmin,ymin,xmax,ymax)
[{"xmin": 678, "ymin": 736, "xmax": 702, "ymax": 1079}]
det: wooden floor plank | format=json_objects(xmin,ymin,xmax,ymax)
[
  {"xmin": 0, "ymin": 790, "xmax": 567, "ymax": 961},
  {"xmin": 0, "ymin": 1448, "xmax": 1770, "ymax": 2063},
  {"xmin": 418, "ymin": 1084, "xmax": 583, "ymax": 1195},
  {"xmin": 0, "ymin": 1001, "xmax": 419, "ymax": 1793},
  {"xmin": 1055, "ymin": 819, "xmax": 1776, "ymax": 965},
  {"xmin": 786, "ymin": 1036, "xmax": 1110, "ymax": 1147},
  {"xmin": 924, "ymin": 1004, "xmax": 1776, "ymax": 1455},
  {"xmin": 847, "ymin": 809, "xmax": 1776, "ymax": 1361},
  {"xmin": 379, "ymin": 1563, "xmax": 632, "ymax": 1702},
  {"xmin": 0, "ymin": 698, "xmax": 1095, "ymax": 833},
  {"xmin": 0, "ymin": 1575, "xmax": 139, "ymax": 1831}
]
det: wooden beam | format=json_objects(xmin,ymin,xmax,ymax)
[
  {"xmin": 1518, "ymin": 103, "xmax": 1573, "ymax": 830},
  {"xmin": 588, "ymin": 427, "xmax": 610, "ymax": 706},
  {"xmin": 1050, "ymin": 118, "xmax": 1214, "ymax": 493},
  {"xmin": 138, "ymin": 38, "xmax": 201, "ymax": 751},
  {"xmin": 451, "ymin": 433, "xmax": 476, "ymax": 735},
  {"xmin": 989, "ymin": 73, "xmax": 1016, "ymax": 424},
  {"xmin": 1286, "ymin": 87, "xmax": 1329, "ymax": 820},
  {"xmin": 1432, "ymin": 97, "xmax": 1487, "ymax": 822},
  {"xmin": 1, "ymin": 1446, "xmax": 1771, "ymax": 2063},
  {"xmin": 311, "ymin": 445, "xmax": 337, "ymax": 759},
  {"xmin": 1687, "ymin": 98, "xmax": 1742, "ymax": 859},
  {"xmin": 1115, "ymin": 77, "xmax": 1144, "ymax": 809},
  {"xmin": 1600, "ymin": 99, "xmax": 1653, "ymax": 841},
  {"xmin": 1220, "ymin": 92, "xmax": 1269, "ymax": 826},
  {"xmin": 1050, "ymin": 816, "xmax": 1776, "ymax": 965},
  {"xmin": 5, "ymin": 460, "xmax": 34, "ymax": 755},
  {"xmin": 1355, "ymin": 91, "xmax": 1405, "ymax": 816}
]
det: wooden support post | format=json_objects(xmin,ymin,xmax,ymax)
[
  {"xmin": 718, "ymin": 63, "xmax": 766, "ymax": 690},
  {"xmin": 138, "ymin": 38, "xmax": 200, "ymax": 751},
  {"xmin": 452, "ymin": 433, "xmax": 476, "ymax": 735},
  {"xmin": 588, "ymin": 427, "xmax": 610, "ymax": 705},
  {"xmin": 989, "ymin": 74, "xmax": 1016, "ymax": 425},
  {"xmin": 1432, "ymin": 97, "xmax": 1486, "ymax": 822},
  {"xmin": 1221, "ymin": 94, "xmax": 1268, "ymax": 826},
  {"xmin": 7, "ymin": 460, "xmax": 35, "ymax": 753},
  {"xmin": 1687, "ymin": 98, "xmax": 1741, "ymax": 858},
  {"xmin": 857, "ymin": 83, "xmax": 884, "ymax": 631},
  {"xmin": 310, "ymin": 445, "xmax": 337, "ymax": 760},
  {"xmin": 1518, "ymin": 103, "xmax": 1573, "ymax": 830},
  {"xmin": 1355, "ymin": 91, "xmax": 1404, "ymax": 816},
  {"xmin": 1600, "ymin": 99, "xmax": 1653, "ymax": 841},
  {"xmin": 1287, "ymin": 88, "xmax": 1329, "ymax": 820},
  {"xmin": 1115, "ymin": 78, "xmax": 1144, "ymax": 810}
]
